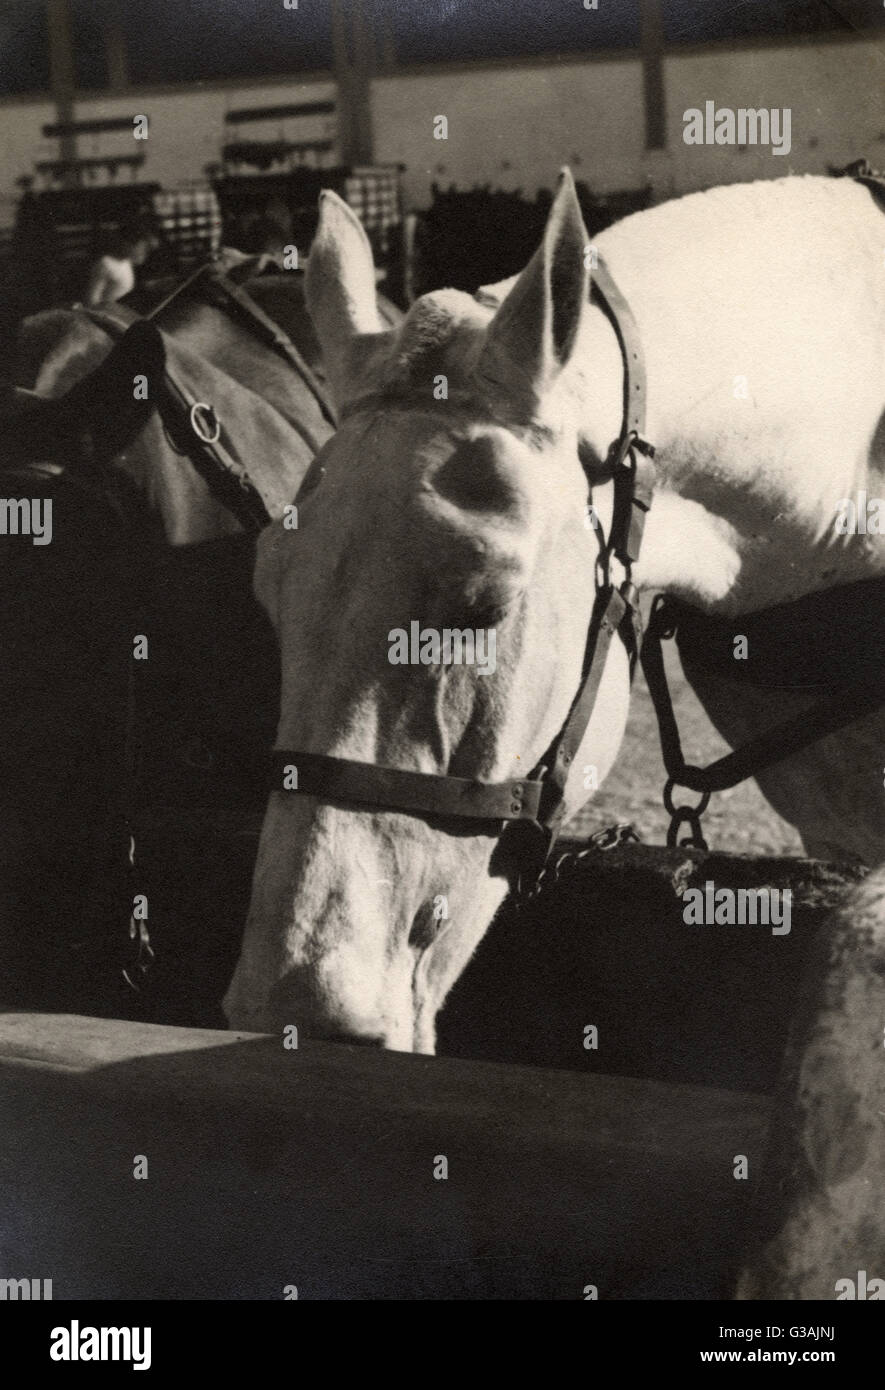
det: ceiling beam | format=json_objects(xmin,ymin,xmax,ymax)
[
  {"xmin": 46, "ymin": 0, "xmax": 77, "ymax": 184},
  {"xmin": 640, "ymin": 0, "xmax": 666, "ymax": 151}
]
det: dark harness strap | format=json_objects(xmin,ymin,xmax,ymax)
[
  {"xmin": 269, "ymin": 750, "xmax": 542, "ymax": 823},
  {"xmin": 81, "ymin": 313, "xmax": 273, "ymax": 532},
  {"xmin": 140, "ymin": 265, "xmax": 339, "ymax": 526},
  {"xmin": 498, "ymin": 260, "xmax": 655, "ymax": 880},
  {"xmin": 671, "ymin": 577, "xmax": 885, "ymax": 691},
  {"xmin": 641, "ymin": 591, "xmax": 885, "ymax": 797},
  {"xmin": 196, "ymin": 266, "xmax": 339, "ymax": 429},
  {"xmin": 148, "ymin": 326, "xmax": 275, "ymax": 532},
  {"xmin": 1, "ymin": 261, "xmax": 340, "ymax": 534}
]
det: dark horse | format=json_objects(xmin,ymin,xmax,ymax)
[{"xmin": 0, "ymin": 257, "xmax": 400, "ymax": 1025}]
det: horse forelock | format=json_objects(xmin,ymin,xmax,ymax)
[
  {"xmin": 368, "ymin": 285, "xmax": 588, "ymax": 445},
  {"xmin": 380, "ymin": 289, "xmax": 490, "ymax": 393}
]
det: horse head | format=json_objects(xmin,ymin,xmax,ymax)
[{"xmin": 224, "ymin": 173, "xmax": 634, "ymax": 1049}]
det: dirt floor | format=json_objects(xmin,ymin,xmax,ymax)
[{"xmin": 565, "ymin": 643, "xmax": 803, "ymax": 857}]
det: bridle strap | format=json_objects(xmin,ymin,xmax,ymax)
[
  {"xmin": 85, "ymin": 258, "xmax": 341, "ymax": 533},
  {"xmin": 81, "ymin": 314, "xmax": 273, "ymax": 532},
  {"xmin": 591, "ymin": 258, "xmax": 656, "ymax": 567},
  {"xmin": 269, "ymin": 750, "xmax": 541, "ymax": 822},
  {"xmin": 592, "ymin": 257, "xmax": 647, "ymax": 442},
  {"xmin": 144, "ymin": 260, "xmax": 221, "ymax": 321},
  {"xmin": 56, "ymin": 259, "xmax": 337, "ymax": 533},
  {"xmin": 515, "ymin": 258, "xmax": 655, "ymax": 854},
  {"xmin": 530, "ymin": 586, "xmax": 629, "ymax": 841},
  {"xmin": 196, "ymin": 266, "xmax": 339, "ymax": 430}
]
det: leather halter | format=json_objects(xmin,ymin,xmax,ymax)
[
  {"xmin": 141, "ymin": 262, "xmax": 339, "ymax": 528},
  {"xmin": 0, "ymin": 262, "xmax": 338, "ymax": 533},
  {"xmin": 271, "ymin": 256, "xmax": 656, "ymax": 889}
]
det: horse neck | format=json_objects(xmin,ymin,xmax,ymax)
[{"xmin": 570, "ymin": 225, "xmax": 885, "ymax": 615}]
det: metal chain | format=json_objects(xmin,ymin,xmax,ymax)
[
  {"xmin": 663, "ymin": 777, "xmax": 710, "ymax": 850},
  {"xmin": 665, "ymin": 807, "xmax": 708, "ymax": 851},
  {"xmin": 519, "ymin": 821, "xmax": 641, "ymax": 907}
]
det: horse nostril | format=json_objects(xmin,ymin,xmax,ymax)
[
  {"xmin": 409, "ymin": 904, "xmax": 439, "ymax": 950},
  {"xmin": 327, "ymin": 1033, "xmax": 386, "ymax": 1048}
]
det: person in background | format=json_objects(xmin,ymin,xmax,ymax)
[{"xmin": 84, "ymin": 216, "xmax": 159, "ymax": 307}]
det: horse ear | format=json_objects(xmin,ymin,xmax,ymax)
[
  {"xmin": 478, "ymin": 168, "xmax": 589, "ymax": 411},
  {"xmin": 306, "ymin": 190, "xmax": 386, "ymax": 402}
]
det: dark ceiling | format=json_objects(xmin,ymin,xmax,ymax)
[{"xmin": 0, "ymin": 1, "xmax": 880, "ymax": 97}]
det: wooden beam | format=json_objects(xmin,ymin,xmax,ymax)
[
  {"xmin": 0, "ymin": 1012, "xmax": 769, "ymax": 1298},
  {"xmin": 46, "ymin": 0, "xmax": 77, "ymax": 185},
  {"xmin": 35, "ymin": 154, "xmax": 145, "ymax": 177},
  {"xmin": 379, "ymin": 7, "xmax": 397, "ymax": 72},
  {"xmin": 103, "ymin": 2, "xmax": 128, "ymax": 91},
  {"xmin": 225, "ymin": 100, "xmax": 336, "ymax": 124},
  {"xmin": 331, "ymin": 0, "xmax": 374, "ymax": 166},
  {"xmin": 639, "ymin": 0, "xmax": 666, "ymax": 151},
  {"xmin": 42, "ymin": 115, "xmax": 138, "ymax": 138}
]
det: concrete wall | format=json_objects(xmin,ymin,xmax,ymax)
[
  {"xmin": 664, "ymin": 36, "xmax": 885, "ymax": 195},
  {"xmin": 73, "ymin": 79, "xmax": 338, "ymax": 191},
  {"xmin": 371, "ymin": 55, "xmax": 646, "ymax": 208},
  {"xmin": 375, "ymin": 32, "xmax": 884, "ymax": 207},
  {"xmin": 0, "ymin": 98, "xmax": 56, "ymax": 229},
  {"xmin": 0, "ymin": 77, "xmax": 337, "ymax": 224},
  {"xmin": 0, "ymin": 32, "xmax": 882, "ymax": 224}
]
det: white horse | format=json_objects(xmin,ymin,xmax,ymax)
[{"xmin": 225, "ymin": 171, "xmax": 885, "ymax": 1296}]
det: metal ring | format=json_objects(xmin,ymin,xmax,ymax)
[
  {"xmin": 666, "ymin": 808, "xmax": 708, "ymax": 851},
  {"xmin": 663, "ymin": 777, "xmax": 711, "ymax": 818},
  {"xmin": 189, "ymin": 401, "xmax": 221, "ymax": 444}
]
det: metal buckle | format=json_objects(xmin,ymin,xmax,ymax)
[
  {"xmin": 189, "ymin": 401, "xmax": 221, "ymax": 444},
  {"xmin": 631, "ymin": 433, "xmax": 656, "ymax": 459},
  {"xmin": 587, "ymin": 821, "xmax": 641, "ymax": 852}
]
